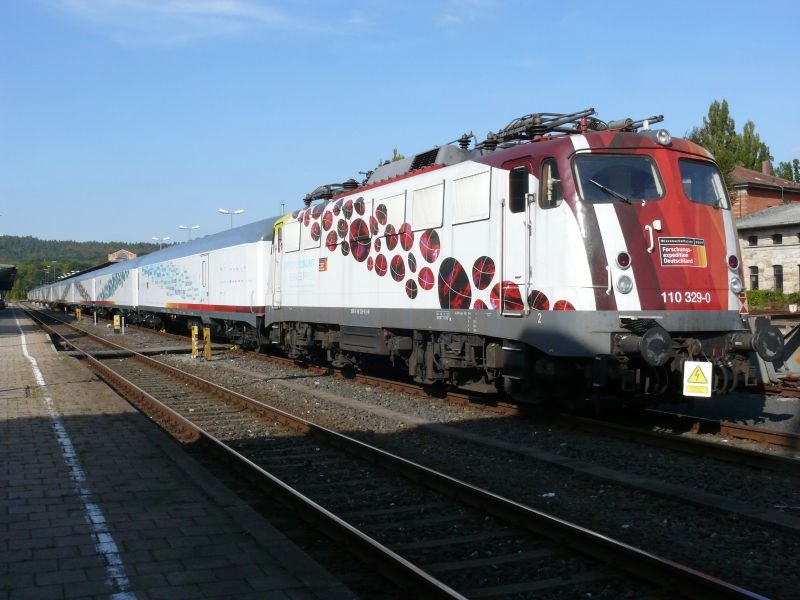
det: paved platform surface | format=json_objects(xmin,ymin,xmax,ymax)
[{"xmin": 0, "ymin": 306, "xmax": 354, "ymax": 600}]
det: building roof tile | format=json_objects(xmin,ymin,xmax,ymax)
[
  {"xmin": 731, "ymin": 165, "xmax": 800, "ymax": 191},
  {"xmin": 735, "ymin": 203, "xmax": 800, "ymax": 229}
]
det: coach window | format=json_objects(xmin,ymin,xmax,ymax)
[
  {"xmin": 509, "ymin": 166, "xmax": 529, "ymax": 213},
  {"xmin": 539, "ymin": 159, "xmax": 563, "ymax": 209}
]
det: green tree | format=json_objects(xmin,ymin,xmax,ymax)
[
  {"xmin": 7, "ymin": 277, "xmax": 27, "ymax": 300},
  {"xmin": 688, "ymin": 99, "xmax": 773, "ymax": 190},
  {"xmin": 687, "ymin": 99, "xmax": 739, "ymax": 185},
  {"xmin": 736, "ymin": 120, "xmax": 772, "ymax": 171},
  {"xmin": 775, "ymin": 158, "xmax": 800, "ymax": 182}
]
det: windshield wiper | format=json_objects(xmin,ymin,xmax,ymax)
[{"xmin": 589, "ymin": 179, "xmax": 632, "ymax": 204}]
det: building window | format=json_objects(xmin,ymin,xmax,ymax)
[
  {"xmin": 774, "ymin": 265, "xmax": 783, "ymax": 292},
  {"xmin": 773, "ymin": 233, "xmax": 783, "ymax": 245},
  {"xmin": 748, "ymin": 235, "xmax": 757, "ymax": 246},
  {"xmin": 749, "ymin": 266, "xmax": 759, "ymax": 290}
]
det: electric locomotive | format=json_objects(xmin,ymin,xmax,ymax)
[{"xmin": 275, "ymin": 108, "xmax": 782, "ymax": 402}]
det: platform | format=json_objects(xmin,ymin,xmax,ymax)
[{"xmin": 0, "ymin": 306, "xmax": 353, "ymax": 599}]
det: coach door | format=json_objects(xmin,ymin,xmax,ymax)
[
  {"xmin": 200, "ymin": 253, "xmax": 210, "ymax": 305},
  {"xmin": 500, "ymin": 160, "xmax": 533, "ymax": 315},
  {"xmin": 271, "ymin": 223, "xmax": 283, "ymax": 308}
]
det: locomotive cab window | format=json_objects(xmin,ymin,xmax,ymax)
[
  {"xmin": 679, "ymin": 159, "xmax": 730, "ymax": 208},
  {"xmin": 573, "ymin": 155, "xmax": 664, "ymax": 203},
  {"xmin": 539, "ymin": 159, "xmax": 563, "ymax": 209},
  {"xmin": 509, "ymin": 166, "xmax": 529, "ymax": 213}
]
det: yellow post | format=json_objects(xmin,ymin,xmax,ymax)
[
  {"xmin": 113, "ymin": 314, "xmax": 121, "ymax": 333},
  {"xmin": 203, "ymin": 327, "xmax": 212, "ymax": 361},
  {"xmin": 191, "ymin": 325, "xmax": 199, "ymax": 359},
  {"xmin": 75, "ymin": 308, "xmax": 82, "ymax": 321}
]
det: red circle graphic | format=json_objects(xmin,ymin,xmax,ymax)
[
  {"xmin": 528, "ymin": 289, "xmax": 549, "ymax": 311},
  {"xmin": 472, "ymin": 256, "xmax": 495, "ymax": 290},
  {"xmin": 419, "ymin": 229, "xmax": 441, "ymax": 263},
  {"xmin": 375, "ymin": 254, "xmax": 388, "ymax": 276},
  {"xmin": 418, "ymin": 267, "xmax": 435, "ymax": 290},
  {"xmin": 438, "ymin": 258, "xmax": 472, "ymax": 309},
  {"xmin": 390, "ymin": 255, "xmax": 405, "ymax": 282}
]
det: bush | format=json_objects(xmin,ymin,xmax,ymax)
[{"xmin": 747, "ymin": 289, "xmax": 787, "ymax": 309}]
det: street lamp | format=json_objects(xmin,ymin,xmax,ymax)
[
  {"xmin": 44, "ymin": 261, "xmax": 57, "ymax": 283},
  {"xmin": 218, "ymin": 208, "xmax": 244, "ymax": 229},
  {"xmin": 178, "ymin": 225, "xmax": 200, "ymax": 241},
  {"xmin": 151, "ymin": 236, "xmax": 171, "ymax": 249}
]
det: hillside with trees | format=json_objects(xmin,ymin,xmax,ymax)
[{"xmin": 0, "ymin": 235, "xmax": 160, "ymax": 300}]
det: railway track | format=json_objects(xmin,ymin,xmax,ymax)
[
  {"xmin": 55, "ymin": 305, "xmax": 800, "ymax": 454},
  {"xmin": 23, "ymin": 305, "xmax": 768, "ymax": 599},
  {"xmin": 100, "ymin": 308, "xmax": 800, "ymax": 452},
  {"xmin": 48, "ymin": 306, "xmax": 800, "ymax": 486}
]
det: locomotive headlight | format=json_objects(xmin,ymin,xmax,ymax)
[
  {"xmin": 656, "ymin": 129, "xmax": 672, "ymax": 145},
  {"xmin": 730, "ymin": 276, "xmax": 744, "ymax": 295},
  {"xmin": 616, "ymin": 275, "xmax": 634, "ymax": 294}
]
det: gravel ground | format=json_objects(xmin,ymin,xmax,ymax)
[{"xmin": 148, "ymin": 349, "xmax": 800, "ymax": 599}]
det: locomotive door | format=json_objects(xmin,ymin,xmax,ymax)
[{"xmin": 500, "ymin": 160, "xmax": 533, "ymax": 314}]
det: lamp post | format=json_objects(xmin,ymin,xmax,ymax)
[
  {"xmin": 151, "ymin": 236, "xmax": 171, "ymax": 249},
  {"xmin": 178, "ymin": 225, "xmax": 200, "ymax": 241},
  {"xmin": 44, "ymin": 261, "xmax": 57, "ymax": 284},
  {"xmin": 218, "ymin": 208, "xmax": 244, "ymax": 229}
]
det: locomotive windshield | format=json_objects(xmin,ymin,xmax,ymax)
[
  {"xmin": 679, "ymin": 158, "xmax": 730, "ymax": 208},
  {"xmin": 573, "ymin": 155, "xmax": 664, "ymax": 203}
]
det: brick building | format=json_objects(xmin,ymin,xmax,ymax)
[
  {"xmin": 736, "ymin": 204, "xmax": 800, "ymax": 293},
  {"xmin": 730, "ymin": 162, "xmax": 800, "ymax": 218}
]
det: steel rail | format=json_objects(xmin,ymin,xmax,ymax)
[
  {"xmin": 645, "ymin": 409, "xmax": 800, "ymax": 452},
  {"xmin": 555, "ymin": 413, "xmax": 800, "ymax": 477}
]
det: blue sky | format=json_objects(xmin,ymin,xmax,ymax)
[{"xmin": 1, "ymin": 0, "xmax": 798, "ymax": 243}]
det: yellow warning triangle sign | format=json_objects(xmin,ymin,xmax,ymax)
[{"xmin": 687, "ymin": 366, "xmax": 708, "ymax": 384}]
